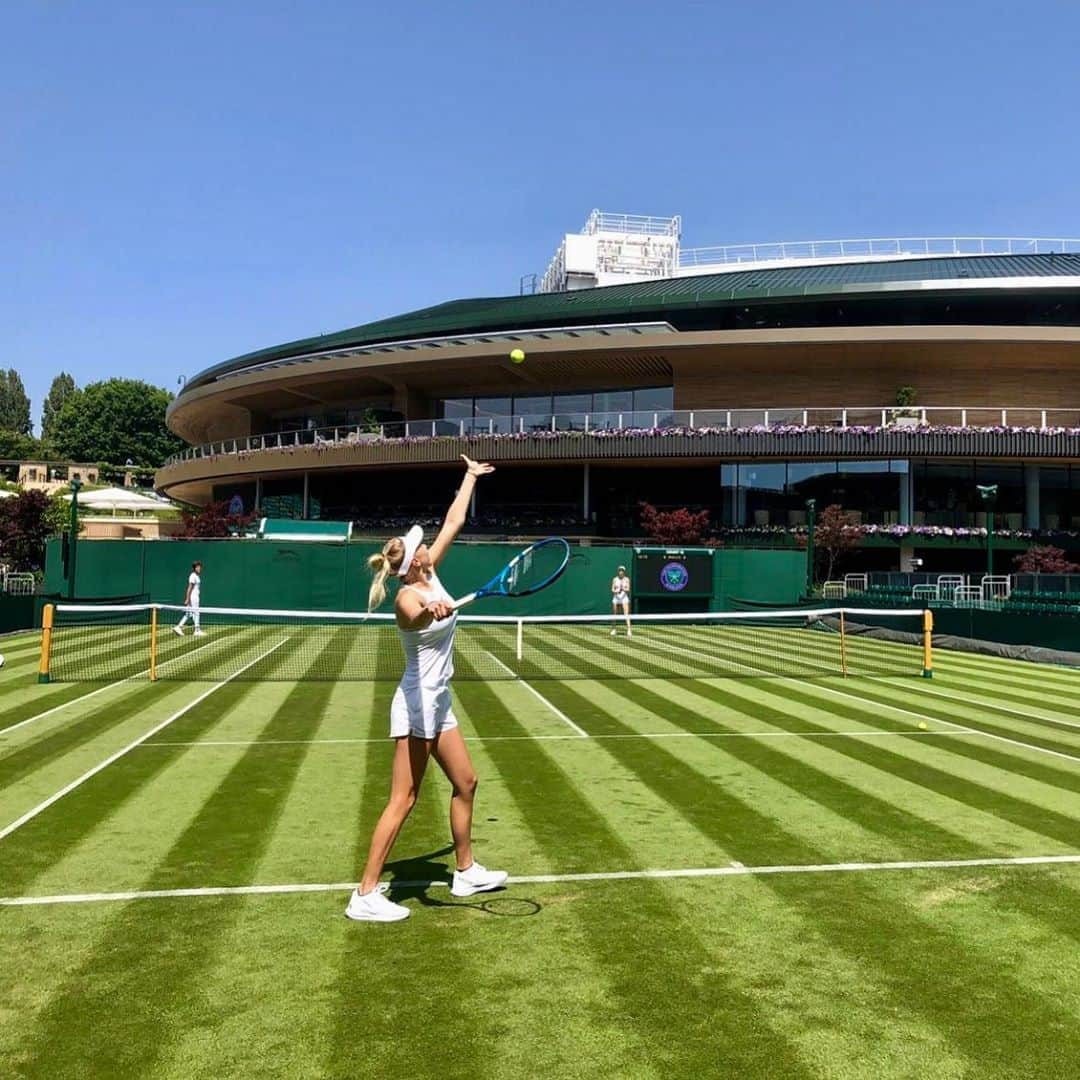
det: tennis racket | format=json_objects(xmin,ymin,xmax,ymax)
[{"xmin": 452, "ymin": 537, "xmax": 571, "ymax": 609}]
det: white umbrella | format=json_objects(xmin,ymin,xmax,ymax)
[{"xmin": 67, "ymin": 487, "xmax": 172, "ymax": 514}]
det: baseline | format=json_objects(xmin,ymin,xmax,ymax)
[
  {"xmin": 4, "ymin": 852, "xmax": 1077, "ymax": 907},
  {"xmin": 141, "ymin": 729, "xmax": 985, "ymax": 747}
]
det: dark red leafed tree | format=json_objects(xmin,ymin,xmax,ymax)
[
  {"xmin": 639, "ymin": 502, "xmax": 711, "ymax": 545},
  {"xmin": 814, "ymin": 503, "xmax": 862, "ymax": 583},
  {"xmin": 0, "ymin": 490, "xmax": 66, "ymax": 571},
  {"xmin": 1013, "ymin": 545, "xmax": 1080, "ymax": 574},
  {"xmin": 179, "ymin": 500, "xmax": 256, "ymax": 538}
]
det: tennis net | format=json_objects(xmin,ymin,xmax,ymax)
[{"xmin": 39, "ymin": 603, "xmax": 932, "ymax": 682}]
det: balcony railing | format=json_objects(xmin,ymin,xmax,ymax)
[
  {"xmin": 164, "ymin": 406, "xmax": 1080, "ymax": 466},
  {"xmin": 678, "ymin": 236, "xmax": 1080, "ymax": 268}
]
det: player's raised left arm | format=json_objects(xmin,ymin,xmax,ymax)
[{"xmin": 429, "ymin": 455, "xmax": 494, "ymax": 567}]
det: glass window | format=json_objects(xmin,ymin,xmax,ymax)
[
  {"xmin": 836, "ymin": 461, "xmax": 899, "ymax": 524},
  {"xmin": 975, "ymin": 463, "xmax": 1024, "ymax": 527},
  {"xmin": 513, "ymin": 394, "xmax": 552, "ymax": 415},
  {"xmin": 554, "ymin": 392, "xmax": 591, "ymax": 413},
  {"xmin": 474, "ymin": 397, "xmax": 510, "ymax": 419},
  {"xmin": 441, "ymin": 399, "xmax": 473, "ymax": 420},
  {"xmin": 739, "ymin": 463, "xmax": 786, "ymax": 527},
  {"xmin": 471, "ymin": 397, "xmax": 512, "ymax": 434},
  {"xmin": 720, "ymin": 463, "xmax": 739, "ymax": 525},
  {"xmin": 633, "ymin": 387, "xmax": 674, "ymax": 411},
  {"xmin": 554, "ymin": 393, "xmax": 591, "ymax": 431},
  {"xmin": 1041, "ymin": 466, "xmax": 1069, "ymax": 529},
  {"xmin": 593, "ymin": 390, "xmax": 633, "ymax": 416},
  {"xmin": 787, "ymin": 462, "xmax": 837, "ymax": 493},
  {"xmin": 915, "ymin": 460, "xmax": 975, "ymax": 527}
]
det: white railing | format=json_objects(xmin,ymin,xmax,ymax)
[
  {"xmin": 163, "ymin": 406, "xmax": 1080, "ymax": 466},
  {"xmin": 583, "ymin": 209, "xmax": 681, "ymax": 237},
  {"xmin": 678, "ymin": 236, "xmax": 1080, "ymax": 268}
]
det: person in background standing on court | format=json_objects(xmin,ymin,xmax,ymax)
[{"xmin": 174, "ymin": 561, "xmax": 205, "ymax": 637}]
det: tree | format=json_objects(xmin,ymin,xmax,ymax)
[
  {"xmin": 639, "ymin": 501, "xmax": 711, "ymax": 545},
  {"xmin": 178, "ymin": 500, "xmax": 256, "ymax": 538},
  {"xmin": 0, "ymin": 429, "xmax": 43, "ymax": 460},
  {"xmin": 814, "ymin": 503, "xmax": 862, "ymax": 583},
  {"xmin": 51, "ymin": 379, "xmax": 185, "ymax": 466},
  {"xmin": 0, "ymin": 490, "xmax": 67, "ymax": 571},
  {"xmin": 0, "ymin": 369, "xmax": 32, "ymax": 435},
  {"xmin": 1013, "ymin": 545, "xmax": 1080, "ymax": 574},
  {"xmin": 41, "ymin": 372, "xmax": 76, "ymax": 444}
]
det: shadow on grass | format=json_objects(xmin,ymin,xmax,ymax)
[{"xmin": 384, "ymin": 844, "xmax": 541, "ymax": 917}]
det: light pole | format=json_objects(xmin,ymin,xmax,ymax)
[
  {"xmin": 67, "ymin": 477, "xmax": 82, "ymax": 600},
  {"xmin": 805, "ymin": 498, "xmax": 817, "ymax": 596},
  {"xmin": 977, "ymin": 484, "xmax": 998, "ymax": 579}
]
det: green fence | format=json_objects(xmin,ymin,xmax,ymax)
[
  {"xmin": 0, "ymin": 595, "xmax": 38, "ymax": 635},
  {"xmin": 43, "ymin": 539, "xmax": 806, "ymax": 618}
]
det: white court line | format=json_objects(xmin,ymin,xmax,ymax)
[
  {"xmin": 0, "ymin": 639, "xmax": 288, "ymax": 843},
  {"xmin": 638, "ymin": 628, "xmax": 1080, "ymax": 767},
  {"xmin": 805, "ymin": 680, "xmax": 1080, "ymax": 767},
  {"xmin": 3, "ymin": 852, "xmax": 1077, "ymax": 908},
  {"xmin": 0, "ymin": 634, "xmax": 223, "ymax": 738},
  {"xmin": 482, "ymin": 649, "xmax": 589, "ymax": 738},
  {"xmin": 866, "ymin": 678, "xmax": 1080, "ymax": 733},
  {"xmin": 141, "ymin": 730, "xmax": 978, "ymax": 747}
]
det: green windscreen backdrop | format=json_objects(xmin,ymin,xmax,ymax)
[{"xmin": 43, "ymin": 539, "xmax": 806, "ymax": 616}]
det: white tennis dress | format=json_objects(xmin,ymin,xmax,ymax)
[
  {"xmin": 390, "ymin": 571, "xmax": 459, "ymax": 739},
  {"xmin": 611, "ymin": 575, "xmax": 630, "ymax": 607}
]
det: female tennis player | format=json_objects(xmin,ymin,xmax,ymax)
[
  {"xmin": 611, "ymin": 565, "xmax": 632, "ymax": 637},
  {"xmin": 346, "ymin": 455, "xmax": 508, "ymax": 922}
]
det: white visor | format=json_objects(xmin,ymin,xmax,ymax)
[{"xmin": 397, "ymin": 524, "xmax": 424, "ymax": 577}]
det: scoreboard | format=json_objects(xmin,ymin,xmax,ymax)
[{"xmin": 633, "ymin": 548, "xmax": 714, "ymax": 597}]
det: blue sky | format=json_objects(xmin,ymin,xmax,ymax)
[{"xmin": 3, "ymin": 1, "xmax": 1079, "ymax": 428}]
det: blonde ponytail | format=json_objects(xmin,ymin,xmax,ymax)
[{"xmin": 367, "ymin": 537, "xmax": 404, "ymax": 611}]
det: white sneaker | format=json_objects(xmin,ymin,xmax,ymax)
[
  {"xmin": 344, "ymin": 884, "xmax": 410, "ymax": 922},
  {"xmin": 451, "ymin": 861, "xmax": 508, "ymax": 897},
  {"xmin": 173, "ymin": 625, "xmax": 184, "ymax": 636},
  {"xmin": 193, "ymin": 630, "xmax": 207, "ymax": 637}
]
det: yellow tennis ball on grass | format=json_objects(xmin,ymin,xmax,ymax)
[
  {"xmin": 918, "ymin": 722, "xmax": 928, "ymax": 730},
  {"xmin": 510, "ymin": 348, "xmax": 526, "ymax": 363}
]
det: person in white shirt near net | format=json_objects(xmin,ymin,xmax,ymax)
[
  {"xmin": 611, "ymin": 565, "xmax": 632, "ymax": 637},
  {"xmin": 174, "ymin": 561, "xmax": 204, "ymax": 637},
  {"xmin": 345, "ymin": 456, "xmax": 508, "ymax": 923}
]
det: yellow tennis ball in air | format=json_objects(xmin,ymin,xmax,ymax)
[
  {"xmin": 918, "ymin": 722, "xmax": 928, "ymax": 730},
  {"xmin": 510, "ymin": 348, "xmax": 526, "ymax": 363}
]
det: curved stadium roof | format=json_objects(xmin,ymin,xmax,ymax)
[{"xmin": 180, "ymin": 253, "xmax": 1080, "ymax": 396}]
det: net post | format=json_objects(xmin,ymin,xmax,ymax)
[
  {"xmin": 38, "ymin": 603, "xmax": 54, "ymax": 684},
  {"xmin": 922, "ymin": 609, "xmax": 934, "ymax": 678},
  {"xmin": 839, "ymin": 609, "xmax": 848, "ymax": 676},
  {"xmin": 516, "ymin": 618, "xmax": 523, "ymax": 663},
  {"xmin": 150, "ymin": 606, "xmax": 159, "ymax": 682}
]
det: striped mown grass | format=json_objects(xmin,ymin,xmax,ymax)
[{"xmin": 1, "ymin": 625, "xmax": 1078, "ymax": 1079}]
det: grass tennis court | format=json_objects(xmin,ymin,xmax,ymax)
[{"xmin": 1, "ymin": 622, "xmax": 1079, "ymax": 1078}]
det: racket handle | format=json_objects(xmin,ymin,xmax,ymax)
[{"xmin": 451, "ymin": 591, "xmax": 477, "ymax": 610}]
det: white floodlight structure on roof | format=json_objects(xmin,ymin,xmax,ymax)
[{"xmin": 540, "ymin": 209, "xmax": 682, "ymax": 293}]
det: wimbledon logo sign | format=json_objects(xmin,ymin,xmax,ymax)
[{"xmin": 660, "ymin": 561, "xmax": 689, "ymax": 592}]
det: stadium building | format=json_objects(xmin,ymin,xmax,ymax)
[{"xmin": 157, "ymin": 211, "xmax": 1080, "ymax": 568}]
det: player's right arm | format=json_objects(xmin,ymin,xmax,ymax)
[{"xmin": 395, "ymin": 587, "xmax": 452, "ymax": 631}]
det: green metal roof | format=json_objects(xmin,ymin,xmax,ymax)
[{"xmin": 184, "ymin": 253, "xmax": 1080, "ymax": 393}]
